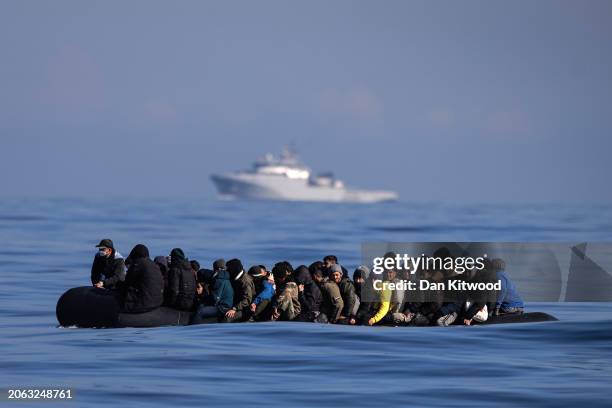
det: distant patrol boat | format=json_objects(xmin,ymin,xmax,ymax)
[{"xmin": 210, "ymin": 148, "xmax": 398, "ymax": 203}]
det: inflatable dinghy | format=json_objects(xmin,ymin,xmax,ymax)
[
  {"xmin": 57, "ymin": 286, "xmax": 558, "ymax": 328},
  {"xmin": 56, "ymin": 286, "xmax": 193, "ymax": 328}
]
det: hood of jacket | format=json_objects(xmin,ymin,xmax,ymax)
[
  {"xmin": 170, "ymin": 248, "xmax": 186, "ymax": 265},
  {"xmin": 127, "ymin": 244, "xmax": 149, "ymax": 263}
]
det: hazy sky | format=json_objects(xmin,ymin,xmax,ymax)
[{"xmin": 1, "ymin": 0, "xmax": 611, "ymax": 203}]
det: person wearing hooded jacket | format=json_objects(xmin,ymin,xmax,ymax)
[
  {"xmin": 121, "ymin": 244, "xmax": 164, "ymax": 313},
  {"xmin": 329, "ymin": 264, "xmax": 360, "ymax": 324},
  {"xmin": 352, "ymin": 266, "xmax": 368, "ymax": 301},
  {"xmin": 294, "ymin": 265, "xmax": 322, "ymax": 322},
  {"xmin": 271, "ymin": 261, "xmax": 301, "ymax": 321},
  {"xmin": 165, "ymin": 248, "xmax": 197, "ymax": 311},
  {"xmin": 223, "ymin": 259, "xmax": 256, "ymax": 323},
  {"xmin": 91, "ymin": 238, "xmax": 126, "ymax": 290},
  {"xmin": 311, "ymin": 266, "xmax": 343, "ymax": 323},
  {"xmin": 191, "ymin": 267, "xmax": 234, "ymax": 324}
]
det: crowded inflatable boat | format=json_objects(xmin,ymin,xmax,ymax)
[{"xmin": 56, "ymin": 239, "xmax": 557, "ymax": 328}]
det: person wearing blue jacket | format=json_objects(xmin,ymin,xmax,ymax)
[
  {"xmin": 493, "ymin": 258, "xmax": 524, "ymax": 315},
  {"xmin": 191, "ymin": 263, "xmax": 234, "ymax": 324},
  {"xmin": 247, "ymin": 265, "xmax": 275, "ymax": 321}
]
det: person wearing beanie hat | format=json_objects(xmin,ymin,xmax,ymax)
[
  {"xmin": 329, "ymin": 264, "xmax": 360, "ymax": 325},
  {"xmin": 353, "ymin": 265, "xmax": 369, "ymax": 280},
  {"xmin": 121, "ymin": 244, "xmax": 164, "ymax": 313},
  {"xmin": 247, "ymin": 265, "xmax": 275, "ymax": 321},
  {"xmin": 311, "ymin": 267, "xmax": 344, "ymax": 323},
  {"xmin": 328, "ymin": 264, "xmax": 342, "ymax": 275},
  {"xmin": 164, "ymin": 248, "xmax": 196, "ymax": 311},
  {"xmin": 213, "ymin": 259, "xmax": 226, "ymax": 271},
  {"xmin": 223, "ymin": 259, "xmax": 256, "ymax": 323},
  {"xmin": 90, "ymin": 238, "xmax": 126, "ymax": 290},
  {"xmin": 352, "ymin": 266, "xmax": 369, "ymax": 301}
]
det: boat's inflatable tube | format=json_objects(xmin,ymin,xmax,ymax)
[
  {"xmin": 480, "ymin": 312, "xmax": 557, "ymax": 325},
  {"xmin": 56, "ymin": 286, "xmax": 192, "ymax": 328},
  {"xmin": 57, "ymin": 286, "xmax": 558, "ymax": 328}
]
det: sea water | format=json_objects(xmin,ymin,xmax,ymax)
[{"xmin": 1, "ymin": 198, "xmax": 611, "ymax": 407}]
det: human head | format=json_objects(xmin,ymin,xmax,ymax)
[
  {"xmin": 248, "ymin": 265, "xmax": 267, "ymax": 280},
  {"xmin": 383, "ymin": 268, "xmax": 397, "ymax": 281},
  {"xmin": 95, "ymin": 239, "xmax": 114, "ymax": 258},
  {"xmin": 399, "ymin": 267, "xmax": 411, "ymax": 280},
  {"xmin": 227, "ymin": 258, "xmax": 244, "ymax": 280},
  {"xmin": 381, "ymin": 251, "xmax": 398, "ymax": 278},
  {"xmin": 294, "ymin": 265, "xmax": 312, "ymax": 285},
  {"xmin": 329, "ymin": 264, "xmax": 343, "ymax": 284},
  {"xmin": 272, "ymin": 261, "xmax": 293, "ymax": 284},
  {"xmin": 353, "ymin": 265, "xmax": 369, "ymax": 284},
  {"xmin": 190, "ymin": 260, "xmax": 200, "ymax": 273},
  {"xmin": 309, "ymin": 261, "xmax": 324, "ymax": 275},
  {"xmin": 197, "ymin": 268, "xmax": 213, "ymax": 284},
  {"xmin": 170, "ymin": 248, "xmax": 186, "ymax": 265},
  {"xmin": 199, "ymin": 269, "xmax": 218, "ymax": 285},
  {"xmin": 126, "ymin": 244, "xmax": 149, "ymax": 266},
  {"xmin": 311, "ymin": 267, "xmax": 324, "ymax": 283},
  {"xmin": 213, "ymin": 258, "xmax": 226, "ymax": 271},
  {"xmin": 323, "ymin": 255, "xmax": 338, "ymax": 270}
]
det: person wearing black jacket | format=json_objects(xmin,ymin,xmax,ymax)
[
  {"xmin": 223, "ymin": 258, "xmax": 255, "ymax": 323},
  {"xmin": 121, "ymin": 244, "xmax": 164, "ymax": 313},
  {"xmin": 91, "ymin": 238, "xmax": 126, "ymax": 290},
  {"xmin": 352, "ymin": 266, "xmax": 368, "ymax": 301},
  {"xmin": 165, "ymin": 248, "xmax": 196, "ymax": 311},
  {"xmin": 294, "ymin": 265, "xmax": 322, "ymax": 322}
]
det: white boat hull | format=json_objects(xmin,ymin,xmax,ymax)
[{"xmin": 211, "ymin": 173, "xmax": 398, "ymax": 203}]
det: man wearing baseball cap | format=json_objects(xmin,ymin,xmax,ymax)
[{"xmin": 91, "ymin": 238, "xmax": 126, "ymax": 290}]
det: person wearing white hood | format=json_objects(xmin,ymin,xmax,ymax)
[{"xmin": 90, "ymin": 238, "xmax": 125, "ymax": 290}]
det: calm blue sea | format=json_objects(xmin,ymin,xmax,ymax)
[{"xmin": 1, "ymin": 199, "xmax": 611, "ymax": 407}]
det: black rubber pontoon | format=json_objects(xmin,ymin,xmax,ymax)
[
  {"xmin": 480, "ymin": 311, "xmax": 557, "ymax": 324},
  {"xmin": 56, "ymin": 286, "xmax": 192, "ymax": 328}
]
